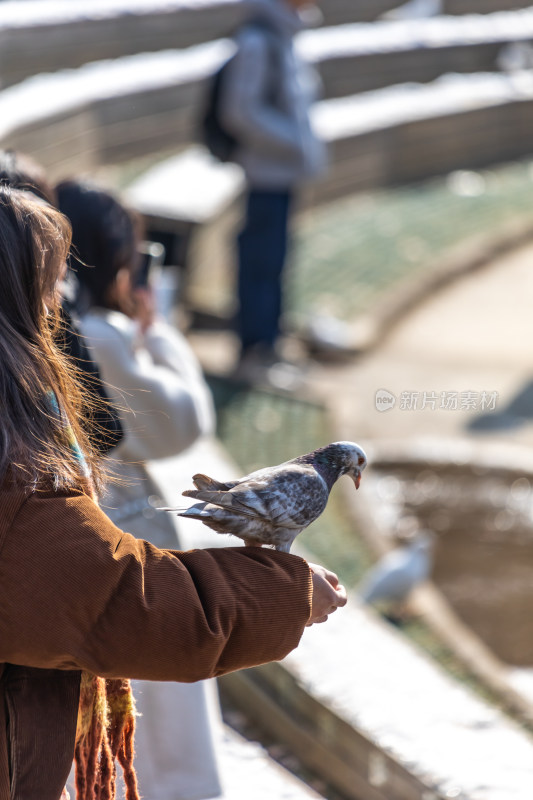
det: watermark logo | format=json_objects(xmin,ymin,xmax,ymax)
[
  {"xmin": 375, "ymin": 389, "xmax": 499, "ymax": 412},
  {"xmin": 375, "ymin": 389, "xmax": 397, "ymax": 412}
]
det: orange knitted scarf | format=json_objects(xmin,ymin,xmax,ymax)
[{"xmin": 67, "ymin": 673, "xmax": 140, "ymax": 800}]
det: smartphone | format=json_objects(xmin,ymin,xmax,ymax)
[{"xmin": 134, "ymin": 241, "xmax": 166, "ymax": 287}]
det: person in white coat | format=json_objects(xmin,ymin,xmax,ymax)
[{"xmin": 56, "ymin": 178, "xmax": 222, "ymax": 800}]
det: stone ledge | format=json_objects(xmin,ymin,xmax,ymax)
[{"xmin": 221, "ymin": 581, "xmax": 533, "ymax": 800}]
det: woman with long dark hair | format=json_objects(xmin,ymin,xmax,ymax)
[{"xmin": 0, "ymin": 185, "xmax": 346, "ymax": 799}]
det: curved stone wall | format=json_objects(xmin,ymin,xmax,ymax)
[
  {"xmin": 2, "ymin": 0, "xmax": 531, "ymax": 89},
  {"xmin": 0, "ymin": 1, "xmax": 245, "ymax": 90},
  {"xmin": 310, "ymin": 72, "xmax": 533, "ymax": 202},
  {"xmin": 1, "ymin": 3, "xmax": 533, "ymax": 196}
]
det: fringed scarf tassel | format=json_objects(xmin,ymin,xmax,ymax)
[
  {"xmin": 106, "ymin": 677, "xmax": 140, "ymax": 800},
  {"xmin": 73, "ymin": 672, "xmax": 140, "ymax": 800}
]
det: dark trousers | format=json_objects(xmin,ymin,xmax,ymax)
[
  {"xmin": 2, "ymin": 664, "xmax": 81, "ymax": 799},
  {"xmin": 237, "ymin": 189, "xmax": 292, "ymax": 354}
]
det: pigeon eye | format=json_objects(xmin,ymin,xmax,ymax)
[{"xmin": 358, "ymin": 456, "xmax": 365, "ymax": 466}]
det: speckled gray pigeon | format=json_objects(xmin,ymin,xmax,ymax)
[{"xmin": 162, "ymin": 441, "xmax": 367, "ymax": 552}]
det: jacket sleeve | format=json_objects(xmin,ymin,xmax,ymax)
[
  {"xmin": 220, "ymin": 31, "xmax": 304, "ymax": 159},
  {"xmin": 0, "ymin": 491, "xmax": 312, "ymax": 680}
]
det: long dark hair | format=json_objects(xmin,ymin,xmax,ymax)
[
  {"xmin": 56, "ymin": 179, "xmax": 139, "ymax": 314},
  {"xmin": 0, "ymin": 186, "xmax": 104, "ymax": 492}
]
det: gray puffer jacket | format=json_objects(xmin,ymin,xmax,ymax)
[{"xmin": 219, "ymin": 0, "xmax": 327, "ymax": 189}]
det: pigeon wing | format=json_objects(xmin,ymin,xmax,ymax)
[
  {"xmin": 182, "ymin": 488, "xmax": 270, "ymax": 521},
  {"xmin": 183, "ymin": 464, "xmax": 328, "ymax": 530},
  {"xmin": 219, "ymin": 466, "xmax": 329, "ymax": 529}
]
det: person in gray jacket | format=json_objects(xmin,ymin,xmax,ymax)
[{"xmin": 220, "ymin": 0, "xmax": 327, "ymax": 378}]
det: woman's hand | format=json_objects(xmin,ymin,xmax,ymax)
[
  {"xmin": 307, "ymin": 562, "xmax": 347, "ymax": 626},
  {"xmin": 131, "ymin": 286, "xmax": 157, "ymax": 333}
]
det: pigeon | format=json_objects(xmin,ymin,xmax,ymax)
[
  {"xmin": 358, "ymin": 530, "xmax": 435, "ymax": 609},
  {"xmin": 162, "ymin": 441, "xmax": 367, "ymax": 552}
]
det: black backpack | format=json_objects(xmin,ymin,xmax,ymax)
[{"xmin": 198, "ymin": 19, "xmax": 278, "ymax": 163}]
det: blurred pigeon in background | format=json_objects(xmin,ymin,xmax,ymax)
[
  {"xmin": 161, "ymin": 441, "xmax": 367, "ymax": 552},
  {"xmin": 358, "ymin": 530, "xmax": 435, "ymax": 613}
]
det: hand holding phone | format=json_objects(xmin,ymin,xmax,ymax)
[{"xmin": 134, "ymin": 241, "xmax": 165, "ymax": 288}]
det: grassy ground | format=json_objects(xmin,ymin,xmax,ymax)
[
  {"xmin": 112, "ymin": 151, "xmax": 533, "ymax": 328},
  {"xmin": 286, "ymin": 158, "xmax": 533, "ymax": 325}
]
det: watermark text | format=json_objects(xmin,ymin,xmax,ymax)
[{"xmin": 375, "ymin": 389, "xmax": 498, "ymax": 412}]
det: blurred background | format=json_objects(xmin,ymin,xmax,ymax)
[{"xmin": 5, "ymin": 1, "xmax": 533, "ymax": 798}]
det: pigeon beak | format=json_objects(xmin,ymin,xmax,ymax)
[{"xmin": 354, "ymin": 471, "xmax": 362, "ymax": 490}]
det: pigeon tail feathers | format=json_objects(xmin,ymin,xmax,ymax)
[
  {"xmin": 178, "ymin": 503, "xmax": 237, "ymax": 534},
  {"xmin": 182, "ymin": 489, "xmax": 266, "ymax": 519}
]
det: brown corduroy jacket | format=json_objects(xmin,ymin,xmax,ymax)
[{"xmin": 0, "ymin": 484, "xmax": 312, "ymax": 800}]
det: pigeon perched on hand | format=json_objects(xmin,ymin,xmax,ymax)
[{"xmin": 162, "ymin": 441, "xmax": 367, "ymax": 552}]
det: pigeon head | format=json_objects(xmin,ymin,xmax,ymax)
[
  {"xmin": 329, "ymin": 441, "xmax": 367, "ymax": 488},
  {"xmin": 301, "ymin": 441, "xmax": 367, "ymax": 490}
]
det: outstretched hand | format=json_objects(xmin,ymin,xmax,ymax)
[{"xmin": 307, "ymin": 562, "xmax": 347, "ymax": 626}]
